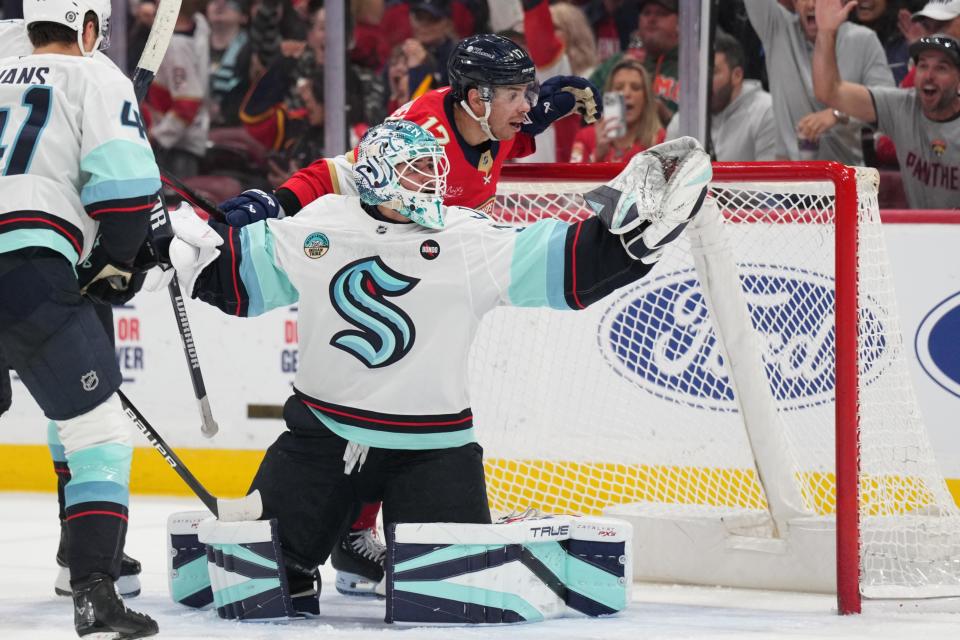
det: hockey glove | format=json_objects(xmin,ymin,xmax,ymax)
[
  {"xmin": 143, "ymin": 203, "xmax": 223, "ymax": 296},
  {"xmin": 76, "ymin": 239, "xmax": 147, "ymax": 306},
  {"xmin": 587, "ymin": 136, "xmax": 712, "ymax": 264},
  {"xmin": 521, "ymin": 75, "xmax": 602, "ymax": 137},
  {"xmin": 220, "ymin": 189, "xmax": 284, "ymax": 227}
]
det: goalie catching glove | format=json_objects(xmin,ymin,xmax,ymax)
[
  {"xmin": 586, "ymin": 136, "xmax": 711, "ymax": 264},
  {"xmin": 143, "ymin": 203, "xmax": 222, "ymax": 296},
  {"xmin": 521, "ymin": 75, "xmax": 602, "ymax": 136}
]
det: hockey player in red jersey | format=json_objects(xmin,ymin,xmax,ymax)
[
  {"xmin": 218, "ymin": 33, "xmax": 602, "ymax": 596},
  {"xmin": 221, "ymin": 33, "xmax": 601, "ymax": 223}
]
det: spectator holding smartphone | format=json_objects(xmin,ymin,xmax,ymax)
[{"xmin": 570, "ymin": 58, "xmax": 665, "ymax": 162}]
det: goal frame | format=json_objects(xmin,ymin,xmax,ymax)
[{"xmin": 500, "ymin": 161, "xmax": 863, "ymax": 614}]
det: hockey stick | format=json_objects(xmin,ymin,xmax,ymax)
[
  {"xmin": 118, "ymin": 389, "xmax": 263, "ymax": 521},
  {"xmin": 160, "ymin": 170, "xmax": 227, "ymax": 222},
  {"xmin": 131, "ymin": 0, "xmax": 219, "ymax": 438}
]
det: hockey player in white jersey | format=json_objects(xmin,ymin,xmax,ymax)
[
  {"xmin": 156, "ymin": 120, "xmax": 711, "ymax": 618},
  {"xmin": 0, "ymin": 1, "xmax": 161, "ymax": 636},
  {"xmin": 0, "ymin": 1, "xmax": 146, "ymax": 603}
]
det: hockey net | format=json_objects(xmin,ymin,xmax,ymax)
[{"xmin": 469, "ymin": 161, "xmax": 960, "ymax": 612}]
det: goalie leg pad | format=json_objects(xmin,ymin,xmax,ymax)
[
  {"xmin": 385, "ymin": 515, "xmax": 632, "ymax": 625},
  {"xmin": 167, "ymin": 511, "xmax": 214, "ymax": 608},
  {"xmin": 197, "ymin": 517, "xmax": 299, "ymax": 620}
]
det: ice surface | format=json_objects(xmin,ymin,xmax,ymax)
[{"xmin": 0, "ymin": 493, "xmax": 958, "ymax": 639}]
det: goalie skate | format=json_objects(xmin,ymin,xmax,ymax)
[{"xmin": 331, "ymin": 528, "xmax": 385, "ymax": 597}]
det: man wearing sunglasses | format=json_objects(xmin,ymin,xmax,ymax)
[{"xmin": 814, "ymin": 0, "xmax": 960, "ymax": 209}]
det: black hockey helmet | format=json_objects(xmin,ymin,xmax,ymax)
[{"xmin": 448, "ymin": 34, "xmax": 537, "ymax": 101}]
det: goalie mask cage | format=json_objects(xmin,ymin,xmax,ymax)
[{"xmin": 470, "ymin": 161, "xmax": 960, "ymax": 615}]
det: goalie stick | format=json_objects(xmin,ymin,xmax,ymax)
[
  {"xmin": 118, "ymin": 389, "xmax": 263, "ymax": 520},
  {"xmin": 131, "ymin": 0, "xmax": 219, "ymax": 439}
]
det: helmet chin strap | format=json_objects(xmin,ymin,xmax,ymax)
[
  {"xmin": 77, "ymin": 27, "xmax": 103, "ymax": 57},
  {"xmin": 459, "ymin": 98, "xmax": 499, "ymax": 142}
]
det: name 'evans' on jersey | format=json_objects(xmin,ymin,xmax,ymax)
[
  {"xmin": 0, "ymin": 54, "xmax": 160, "ymax": 264},
  {"xmin": 0, "ymin": 65, "xmax": 48, "ymax": 85}
]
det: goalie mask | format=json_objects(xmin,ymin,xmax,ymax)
[
  {"xmin": 23, "ymin": 0, "xmax": 112, "ymax": 56},
  {"xmin": 354, "ymin": 120, "xmax": 450, "ymax": 229}
]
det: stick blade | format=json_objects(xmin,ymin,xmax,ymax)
[{"xmin": 215, "ymin": 490, "xmax": 263, "ymax": 522}]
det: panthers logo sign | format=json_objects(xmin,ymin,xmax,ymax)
[{"xmin": 329, "ymin": 257, "xmax": 419, "ymax": 368}]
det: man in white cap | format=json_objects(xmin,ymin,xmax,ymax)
[{"xmin": 912, "ymin": 0, "xmax": 960, "ymax": 38}]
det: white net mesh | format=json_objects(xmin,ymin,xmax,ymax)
[{"xmin": 469, "ymin": 164, "xmax": 960, "ymax": 598}]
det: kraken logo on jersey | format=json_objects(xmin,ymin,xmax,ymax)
[{"xmin": 329, "ymin": 257, "xmax": 419, "ymax": 368}]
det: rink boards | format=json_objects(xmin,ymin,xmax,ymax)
[{"xmin": 0, "ymin": 220, "xmax": 959, "ymax": 510}]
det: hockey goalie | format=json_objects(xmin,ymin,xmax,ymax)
[{"xmin": 154, "ymin": 120, "xmax": 712, "ymax": 623}]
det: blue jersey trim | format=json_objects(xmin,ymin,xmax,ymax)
[
  {"xmin": 239, "ymin": 222, "xmax": 298, "ymax": 316},
  {"xmin": 507, "ymin": 219, "xmax": 570, "ymax": 310}
]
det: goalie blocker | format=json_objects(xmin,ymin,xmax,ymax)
[{"xmin": 385, "ymin": 515, "xmax": 632, "ymax": 625}]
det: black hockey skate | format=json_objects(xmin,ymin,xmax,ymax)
[
  {"xmin": 331, "ymin": 528, "xmax": 385, "ymax": 596},
  {"xmin": 56, "ymin": 523, "xmax": 142, "ymax": 597},
  {"xmin": 72, "ymin": 574, "xmax": 158, "ymax": 639}
]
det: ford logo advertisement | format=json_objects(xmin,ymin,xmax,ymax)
[
  {"xmin": 599, "ymin": 266, "xmax": 890, "ymax": 412},
  {"xmin": 916, "ymin": 291, "xmax": 960, "ymax": 399}
]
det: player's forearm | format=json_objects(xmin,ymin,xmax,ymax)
[
  {"xmin": 277, "ymin": 159, "xmax": 338, "ymax": 213},
  {"xmin": 192, "ymin": 219, "xmax": 298, "ymax": 317},
  {"xmin": 563, "ymin": 217, "xmax": 654, "ymax": 309},
  {"xmin": 813, "ymin": 28, "xmax": 843, "ymax": 107},
  {"xmin": 93, "ymin": 206, "xmax": 155, "ymax": 266}
]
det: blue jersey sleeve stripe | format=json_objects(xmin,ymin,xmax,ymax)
[
  {"xmin": 80, "ymin": 139, "xmax": 161, "ymax": 206},
  {"xmin": 81, "ymin": 177, "xmax": 163, "ymax": 207},
  {"xmin": 0, "ymin": 228, "xmax": 79, "ymax": 264},
  {"xmin": 507, "ymin": 219, "xmax": 571, "ymax": 310},
  {"xmin": 239, "ymin": 222, "xmax": 299, "ymax": 316}
]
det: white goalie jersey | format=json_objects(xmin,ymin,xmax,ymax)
[
  {"xmin": 0, "ymin": 53, "xmax": 160, "ymax": 263},
  {"xmin": 190, "ymin": 194, "xmax": 654, "ymax": 450}
]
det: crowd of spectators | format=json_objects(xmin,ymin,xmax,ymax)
[{"xmin": 1, "ymin": 0, "xmax": 955, "ymax": 208}]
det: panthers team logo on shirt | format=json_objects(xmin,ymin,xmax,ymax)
[
  {"xmin": 304, "ymin": 232, "xmax": 330, "ymax": 258},
  {"xmin": 931, "ymin": 139, "xmax": 947, "ymax": 158},
  {"xmin": 329, "ymin": 257, "xmax": 419, "ymax": 368}
]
